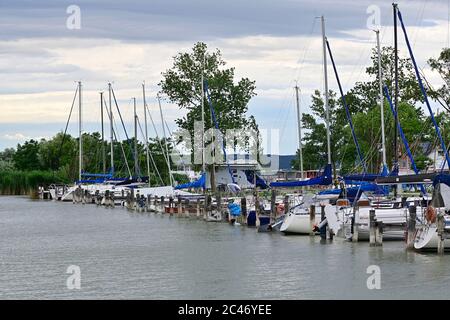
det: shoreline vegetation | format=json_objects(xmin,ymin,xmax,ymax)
[{"xmin": 0, "ymin": 170, "xmax": 68, "ymax": 196}]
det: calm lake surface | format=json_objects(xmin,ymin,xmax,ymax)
[{"xmin": 1, "ymin": 195, "xmax": 450, "ymax": 299}]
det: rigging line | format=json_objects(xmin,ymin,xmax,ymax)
[
  {"xmin": 113, "ymin": 119, "xmax": 132, "ymax": 179},
  {"xmin": 420, "ymin": 70, "xmax": 450, "ymax": 112},
  {"xmin": 278, "ymin": 18, "xmax": 317, "ymax": 137},
  {"xmin": 412, "ymin": 0, "xmax": 428, "ymax": 47},
  {"xmin": 326, "ymin": 39, "xmax": 367, "ymax": 173},
  {"xmin": 398, "ymin": 8, "xmax": 450, "ymax": 171},
  {"xmin": 137, "ymin": 116, "xmax": 164, "ymax": 185},
  {"xmin": 295, "ymin": 17, "xmax": 318, "ymax": 82},
  {"xmin": 344, "ymin": 35, "xmax": 374, "ymax": 89},
  {"xmin": 104, "ymin": 97, "xmax": 132, "ymax": 178},
  {"xmin": 145, "ymin": 104, "xmax": 170, "ymax": 166},
  {"xmin": 384, "ymin": 84, "xmax": 427, "ymax": 195},
  {"xmin": 110, "ymin": 86, "xmax": 141, "ymax": 176},
  {"xmin": 279, "ymin": 91, "xmax": 295, "ymax": 141},
  {"xmin": 56, "ymin": 84, "xmax": 79, "ymax": 168}
]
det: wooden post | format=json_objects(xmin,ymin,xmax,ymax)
[
  {"xmin": 369, "ymin": 209, "xmax": 376, "ymax": 247},
  {"xmin": 109, "ymin": 191, "xmax": 116, "ymax": 208},
  {"xmin": 130, "ymin": 188, "xmax": 135, "ymax": 210},
  {"xmin": 241, "ymin": 197, "xmax": 247, "ymax": 225},
  {"xmin": 406, "ymin": 206, "xmax": 417, "ymax": 249},
  {"xmin": 160, "ymin": 196, "xmax": 165, "ymax": 213},
  {"xmin": 204, "ymin": 194, "xmax": 212, "ymax": 220},
  {"xmin": 437, "ymin": 213, "xmax": 445, "ymax": 255},
  {"xmin": 153, "ymin": 195, "xmax": 157, "ymax": 212},
  {"xmin": 216, "ymin": 192, "xmax": 222, "ymax": 221},
  {"xmin": 270, "ymin": 189, "xmax": 276, "ymax": 224},
  {"xmin": 135, "ymin": 191, "xmax": 140, "ymax": 211},
  {"xmin": 168, "ymin": 196, "xmax": 173, "ymax": 215},
  {"xmin": 352, "ymin": 207, "xmax": 359, "ymax": 242},
  {"xmin": 375, "ymin": 221, "xmax": 383, "ymax": 246},
  {"xmin": 319, "ymin": 205, "xmax": 326, "ymax": 239},
  {"xmin": 185, "ymin": 198, "xmax": 190, "ymax": 217},
  {"xmin": 283, "ymin": 195, "xmax": 289, "ymax": 215},
  {"xmin": 309, "ymin": 205, "xmax": 315, "ymax": 236},
  {"xmin": 177, "ymin": 195, "xmax": 182, "ymax": 215}
]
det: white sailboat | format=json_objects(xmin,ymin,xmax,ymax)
[{"xmin": 279, "ymin": 15, "xmax": 333, "ymax": 235}]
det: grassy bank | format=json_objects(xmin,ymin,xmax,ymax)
[{"xmin": 0, "ymin": 170, "xmax": 69, "ymax": 195}]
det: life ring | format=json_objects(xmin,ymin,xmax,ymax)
[{"xmin": 425, "ymin": 206, "xmax": 437, "ymax": 224}]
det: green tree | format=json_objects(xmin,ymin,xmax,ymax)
[
  {"xmin": 159, "ymin": 42, "xmax": 257, "ymax": 166},
  {"xmin": 13, "ymin": 140, "xmax": 41, "ymax": 171},
  {"xmin": 0, "ymin": 148, "xmax": 15, "ymax": 171}
]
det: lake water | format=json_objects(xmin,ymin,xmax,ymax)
[{"xmin": 1, "ymin": 196, "xmax": 450, "ymax": 299}]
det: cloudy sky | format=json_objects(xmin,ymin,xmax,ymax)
[{"xmin": 0, "ymin": 0, "xmax": 449, "ymax": 154}]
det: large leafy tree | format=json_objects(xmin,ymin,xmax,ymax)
[
  {"xmin": 13, "ymin": 140, "xmax": 41, "ymax": 171},
  {"xmin": 159, "ymin": 42, "xmax": 257, "ymax": 165}
]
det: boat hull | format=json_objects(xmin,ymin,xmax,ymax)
[{"xmin": 280, "ymin": 212, "xmax": 321, "ymax": 234}]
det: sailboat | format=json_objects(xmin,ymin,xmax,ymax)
[
  {"xmin": 59, "ymin": 83, "xmax": 148, "ymax": 203},
  {"xmin": 275, "ymin": 16, "xmax": 335, "ymax": 234}
]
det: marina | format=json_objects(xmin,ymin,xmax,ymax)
[{"xmin": 1, "ymin": 1, "xmax": 450, "ymax": 302}]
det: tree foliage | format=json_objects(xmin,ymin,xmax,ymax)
[{"xmin": 159, "ymin": 42, "xmax": 257, "ymax": 165}]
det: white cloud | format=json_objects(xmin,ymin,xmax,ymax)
[{"xmin": 2, "ymin": 133, "xmax": 48, "ymax": 142}]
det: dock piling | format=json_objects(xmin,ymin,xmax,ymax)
[
  {"xmin": 406, "ymin": 206, "xmax": 417, "ymax": 250},
  {"xmin": 437, "ymin": 213, "xmax": 445, "ymax": 255},
  {"xmin": 352, "ymin": 208, "xmax": 359, "ymax": 242},
  {"xmin": 309, "ymin": 205, "xmax": 315, "ymax": 236}
]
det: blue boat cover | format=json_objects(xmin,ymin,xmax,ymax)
[
  {"xmin": 434, "ymin": 174, "xmax": 450, "ymax": 187},
  {"xmin": 245, "ymin": 170, "xmax": 269, "ymax": 189},
  {"xmin": 319, "ymin": 182, "xmax": 388, "ymax": 204},
  {"xmin": 174, "ymin": 173, "xmax": 206, "ymax": 190},
  {"xmin": 270, "ymin": 164, "xmax": 332, "ymax": 188}
]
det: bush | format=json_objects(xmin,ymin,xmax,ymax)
[{"xmin": 0, "ymin": 170, "xmax": 69, "ymax": 195}]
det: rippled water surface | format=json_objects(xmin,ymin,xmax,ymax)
[{"xmin": 1, "ymin": 196, "xmax": 450, "ymax": 299}]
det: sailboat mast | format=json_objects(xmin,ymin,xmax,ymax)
[
  {"xmin": 133, "ymin": 97, "xmax": 138, "ymax": 178},
  {"xmin": 100, "ymin": 92, "xmax": 106, "ymax": 174},
  {"xmin": 376, "ymin": 30, "xmax": 387, "ymax": 167},
  {"xmin": 78, "ymin": 81, "xmax": 82, "ymax": 182},
  {"xmin": 321, "ymin": 16, "xmax": 331, "ymax": 166},
  {"xmin": 158, "ymin": 94, "xmax": 173, "ymax": 186},
  {"xmin": 108, "ymin": 83, "xmax": 114, "ymax": 175},
  {"xmin": 201, "ymin": 54, "xmax": 206, "ymax": 174},
  {"xmin": 142, "ymin": 83, "xmax": 151, "ymax": 185},
  {"xmin": 393, "ymin": 3, "xmax": 399, "ymax": 196},
  {"xmin": 294, "ymin": 84, "xmax": 304, "ymax": 179}
]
